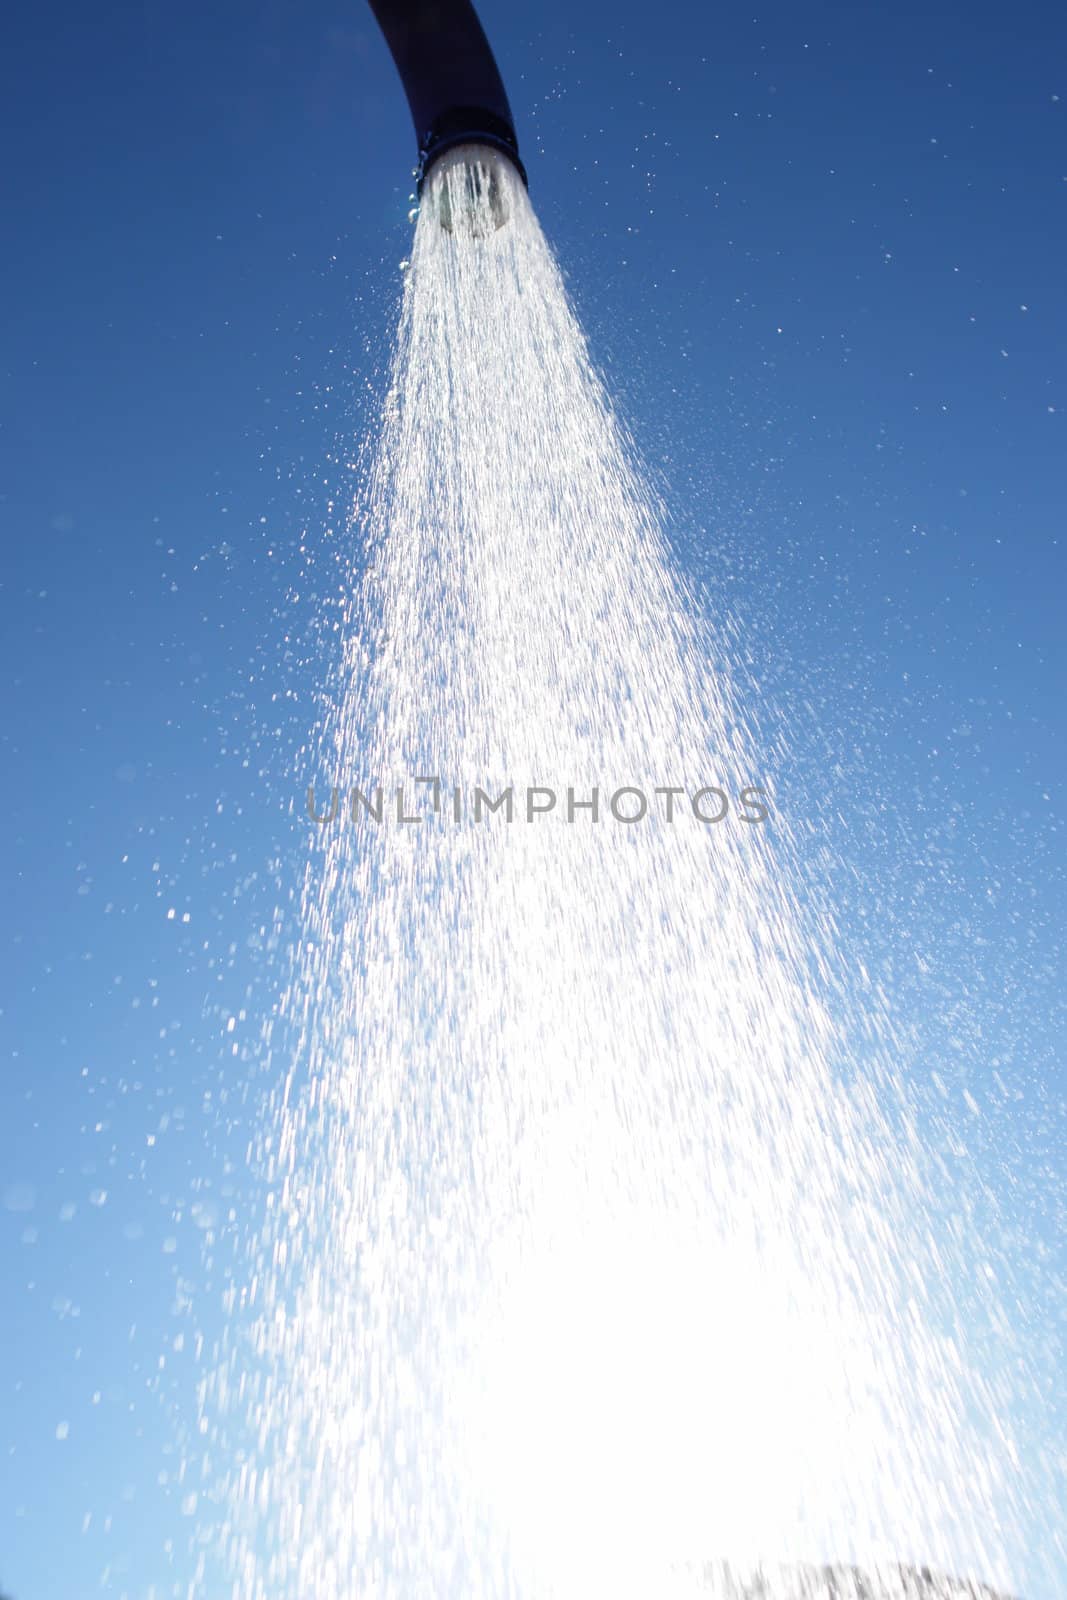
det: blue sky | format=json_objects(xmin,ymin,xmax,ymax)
[{"xmin": 1, "ymin": 1, "xmax": 1064, "ymax": 1596}]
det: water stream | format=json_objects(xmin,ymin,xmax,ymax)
[{"xmin": 192, "ymin": 149, "xmax": 1028, "ymax": 1600}]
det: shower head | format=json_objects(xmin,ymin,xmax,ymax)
[
  {"xmin": 367, "ymin": 0, "xmax": 527, "ymax": 193},
  {"xmin": 428, "ymin": 144, "xmax": 514, "ymax": 235}
]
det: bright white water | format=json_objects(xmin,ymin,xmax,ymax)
[{"xmin": 192, "ymin": 150, "xmax": 1029, "ymax": 1599}]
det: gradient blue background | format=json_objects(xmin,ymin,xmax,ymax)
[{"xmin": 1, "ymin": 1, "xmax": 1064, "ymax": 1596}]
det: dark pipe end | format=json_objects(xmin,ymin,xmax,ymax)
[
  {"xmin": 367, "ymin": 0, "xmax": 527, "ymax": 194},
  {"xmin": 417, "ymin": 108, "xmax": 527, "ymax": 193}
]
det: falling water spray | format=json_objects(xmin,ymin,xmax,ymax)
[{"xmin": 184, "ymin": 5, "xmax": 1042, "ymax": 1598}]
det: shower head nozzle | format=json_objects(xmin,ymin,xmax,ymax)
[
  {"xmin": 367, "ymin": 0, "xmax": 527, "ymax": 194},
  {"xmin": 426, "ymin": 145, "xmax": 514, "ymax": 236},
  {"xmin": 416, "ymin": 107, "xmax": 526, "ymax": 193}
]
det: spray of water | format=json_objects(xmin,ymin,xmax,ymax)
[{"xmin": 192, "ymin": 150, "xmax": 1029, "ymax": 1599}]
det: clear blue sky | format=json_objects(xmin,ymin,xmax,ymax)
[{"xmin": 1, "ymin": 1, "xmax": 1063, "ymax": 1596}]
